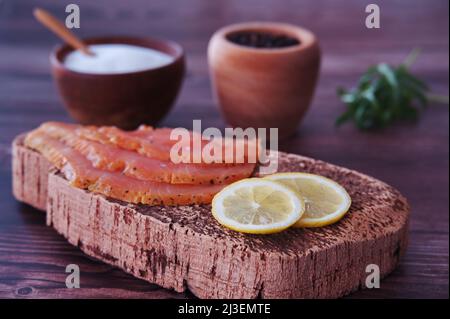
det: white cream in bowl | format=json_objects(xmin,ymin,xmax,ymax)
[{"xmin": 63, "ymin": 44, "xmax": 174, "ymax": 74}]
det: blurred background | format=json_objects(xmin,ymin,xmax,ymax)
[{"xmin": 0, "ymin": 0, "xmax": 448, "ymax": 298}]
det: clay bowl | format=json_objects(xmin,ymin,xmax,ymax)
[
  {"xmin": 208, "ymin": 22, "xmax": 321, "ymax": 139},
  {"xmin": 51, "ymin": 36, "xmax": 185, "ymax": 130}
]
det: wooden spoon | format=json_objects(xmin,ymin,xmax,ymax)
[{"xmin": 33, "ymin": 8, "xmax": 94, "ymax": 56}]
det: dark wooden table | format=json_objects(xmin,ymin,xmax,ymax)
[{"xmin": 0, "ymin": 0, "xmax": 448, "ymax": 299}]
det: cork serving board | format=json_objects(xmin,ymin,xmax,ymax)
[{"xmin": 12, "ymin": 134, "xmax": 410, "ymax": 299}]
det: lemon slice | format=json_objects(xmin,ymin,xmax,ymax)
[
  {"xmin": 212, "ymin": 178, "xmax": 305, "ymax": 234},
  {"xmin": 265, "ymin": 173, "xmax": 351, "ymax": 228}
]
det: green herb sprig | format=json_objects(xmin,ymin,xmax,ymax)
[{"xmin": 336, "ymin": 49, "xmax": 447, "ymax": 130}]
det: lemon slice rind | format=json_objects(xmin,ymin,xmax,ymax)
[
  {"xmin": 212, "ymin": 178, "xmax": 305, "ymax": 234},
  {"xmin": 264, "ymin": 172, "xmax": 351, "ymax": 228}
]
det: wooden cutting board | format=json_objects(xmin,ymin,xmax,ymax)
[{"xmin": 12, "ymin": 134, "xmax": 410, "ymax": 299}]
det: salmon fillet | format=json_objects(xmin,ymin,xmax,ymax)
[
  {"xmin": 38, "ymin": 122, "xmax": 256, "ymax": 184},
  {"xmin": 24, "ymin": 130, "xmax": 227, "ymax": 205},
  {"xmin": 77, "ymin": 124, "xmax": 260, "ymax": 164}
]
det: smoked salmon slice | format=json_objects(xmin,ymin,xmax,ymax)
[
  {"xmin": 37, "ymin": 122, "xmax": 256, "ymax": 184},
  {"xmin": 24, "ymin": 130, "xmax": 227, "ymax": 205},
  {"xmin": 77, "ymin": 124, "xmax": 260, "ymax": 164}
]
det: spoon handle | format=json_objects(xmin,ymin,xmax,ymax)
[{"xmin": 33, "ymin": 8, "xmax": 94, "ymax": 56}]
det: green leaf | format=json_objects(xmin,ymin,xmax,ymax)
[
  {"xmin": 354, "ymin": 103, "xmax": 374, "ymax": 129},
  {"xmin": 401, "ymin": 105, "xmax": 419, "ymax": 120},
  {"xmin": 398, "ymin": 67, "xmax": 428, "ymax": 90},
  {"xmin": 381, "ymin": 109, "xmax": 393, "ymax": 125},
  {"xmin": 335, "ymin": 110, "xmax": 353, "ymax": 126},
  {"xmin": 377, "ymin": 63, "xmax": 398, "ymax": 89},
  {"xmin": 358, "ymin": 67, "xmax": 376, "ymax": 90},
  {"xmin": 335, "ymin": 48, "xmax": 437, "ymax": 131},
  {"xmin": 340, "ymin": 93, "xmax": 357, "ymax": 104},
  {"xmin": 408, "ymin": 85, "xmax": 428, "ymax": 108}
]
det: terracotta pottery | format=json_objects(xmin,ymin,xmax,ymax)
[
  {"xmin": 51, "ymin": 36, "xmax": 185, "ymax": 130},
  {"xmin": 208, "ymin": 22, "xmax": 321, "ymax": 139}
]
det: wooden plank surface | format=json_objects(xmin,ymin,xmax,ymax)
[{"xmin": 0, "ymin": 0, "xmax": 448, "ymax": 298}]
